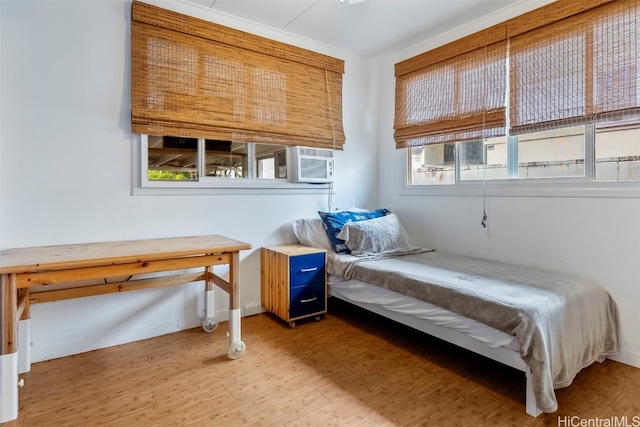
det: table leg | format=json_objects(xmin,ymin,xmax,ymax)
[
  {"xmin": 201, "ymin": 266, "xmax": 218, "ymax": 333},
  {"xmin": 226, "ymin": 251, "xmax": 245, "ymax": 359},
  {"xmin": 1, "ymin": 274, "xmax": 17, "ymax": 356},
  {"xmin": 18, "ymin": 288, "xmax": 31, "ymax": 373},
  {"xmin": 1, "ymin": 273, "xmax": 19, "ymax": 422}
]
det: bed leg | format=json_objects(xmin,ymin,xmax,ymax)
[{"xmin": 525, "ymin": 366, "xmax": 542, "ymax": 417}]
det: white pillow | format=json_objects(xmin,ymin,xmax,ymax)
[
  {"xmin": 292, "ymin": 218, "xmax": 332, "ymax": 250},
  {"xmin": 336, "ymin": 213, "xmax": 417, "ymax": 257}
]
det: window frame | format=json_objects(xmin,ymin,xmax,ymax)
[
  {"xmin": 131, "ymin": 135, "xmax": 332, "ymax": 196},
  {"xmin": 402, "ymin": 124, "xmax": 640, "ymax": 198}
]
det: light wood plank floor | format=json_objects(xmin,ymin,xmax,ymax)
[{"xmin": 6, "ymin": 299, "xmax": 640, "ymax": 426}]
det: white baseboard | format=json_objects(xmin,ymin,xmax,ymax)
[
  {"xmin": 608, "ymin": 349, "xmax": 640, "ymax": 369},
  {"xmin": 30, "ymin": 304, "xmax": 262, "ymax": 363},
  {"xmin": 242, "ymin": 303, "xmax": 264, "ymax": 317},
  {"xmin": 31, "ymin": 316, "xmax": 201, "ymax": 363}
]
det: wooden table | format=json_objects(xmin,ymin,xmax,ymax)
[{"xmin": 0, "ymin": 235, "xmax": 251, "ymax": 423}]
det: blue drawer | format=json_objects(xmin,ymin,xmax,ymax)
[
  {"xmin": 289, "ymin": 252, "xmax": 325, "ymax": 287},
  {"xmin": 289, "ymin": 281, "xmax": 326, "ymax": 319}
]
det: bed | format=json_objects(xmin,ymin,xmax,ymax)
[{"xmin": 293, "ymin": 210, "xmax": 620, "ymax": 417}]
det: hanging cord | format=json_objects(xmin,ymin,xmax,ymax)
[
  {"xmin": 481, "ymin": 180, "xmax": 488, "ymax": 227},
  {"xmin": 481, "ymin": 129, "xmax": 488, "ymax": 228},
  {"xmin": 480, "ymin": 45, "xmax": 488, "ymax": 228},
  {"xmin": 325, "ymin": 69, "xmax": 337, "ymax": 211}
]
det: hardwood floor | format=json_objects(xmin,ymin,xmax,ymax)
[{"xmin": 6, "ymin": 299, "xmax": 640, "ymax": 426}]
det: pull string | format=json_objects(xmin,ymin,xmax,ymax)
[{"xmin": 481, "ymin": 45, "xmax": 488, "ymax": 229}]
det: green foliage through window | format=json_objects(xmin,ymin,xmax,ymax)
[{"xmin": 147, "ymin": 170, "xmax": 196, "ymax": 181}]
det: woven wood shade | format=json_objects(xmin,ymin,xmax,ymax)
[
  {"xmin": 131, "ymin": 1, "xmax": 345, "ymax": 150},
  {"xmin": 394, "ymin": 0, "xmax": 638, "ymax": 148},
  {"xmin": 509, "ymin": 0, "xmax": 640, "ymax": 135},
  {"xmin": 394, "ymin": 28, "xmax": 507, "ymax": 148}
]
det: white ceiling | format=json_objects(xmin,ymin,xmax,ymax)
[{"xmin": 184, "ymin": 0, "xmax": 527, "ymax": 56}]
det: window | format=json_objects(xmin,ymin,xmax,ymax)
[
  {"xmin": 595, "ymin": 123, "xmax": 640, "ymax": 181},
  {"xmin": 143, "ymin": 135, "xmax": 288, "ymax": 184},
  {"xmin": 460, "ymin": 136, "xmax": 507, "ymax": 181},
  {"xmin": 400, "ymin": 0, "xmax": 640, "ymax": 188},
  {"xmin": 517, "ymin": 127, "xmax": 585, "ymax": 179},
  {"xmin": 131, "ymin": 1, "xmax": 344, "ymax": 192},
  {"xmin": 409, "ymin": 144, "xmax": 456, "ymax": 185},
  {"xmin": 407, "ymin": 123, "xmax": 640, "ymax": 185},
  {"xmin": 257, "ymin": 148, "xmax": 287, "ymax": 179}
]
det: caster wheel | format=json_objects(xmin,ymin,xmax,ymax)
[
  {"xmin": 289, "ymin": 321, "xmax": 296, "ymax": 329},
  {"xmin": 228, "ymin": 340, "xmax": 246, "ymax": 359},
  {"xmin": 201, "ymin": 316, "xmax": 218, "ymax": 333},
  {"xmin": 314, "ymin": 315, "xmax": 321, "ymax": 321}
]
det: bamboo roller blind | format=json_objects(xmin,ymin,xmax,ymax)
[
  {"xmin": 131, "ymin": 1, "xmax": 346, "ymax": 150},
  {"xmin": 395, "ymin": 0, "xmax": 638, "ymax": 148}
]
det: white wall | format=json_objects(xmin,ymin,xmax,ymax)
[
  {"xmin": 374, "ymin": 4, "xmax": 640, "ymax": 368},
  {"xmin": 0, "ymin": 0, "xmax": 377, "ymax": 361}
]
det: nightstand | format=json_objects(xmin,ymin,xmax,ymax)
[{"xmin": 261, "ymin": 245, "xmax": 327, "ymax": 328}]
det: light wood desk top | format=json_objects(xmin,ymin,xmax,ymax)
[{"xmin": 0, "ymin": 235, "xmax": 252, "ymax": 275}]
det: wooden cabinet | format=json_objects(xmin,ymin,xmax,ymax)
[{"xmin": 261, "ymin": 245, "xmax": 327, "ymax": 328}]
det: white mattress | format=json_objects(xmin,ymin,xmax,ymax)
[{"xmin": 328, "ymin": 274, "xmax": 519, "ymax": 351}]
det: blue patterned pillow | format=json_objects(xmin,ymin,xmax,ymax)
[{"xmin": 318, "ymin": 208, "xmax": 391, "ymax": 254}]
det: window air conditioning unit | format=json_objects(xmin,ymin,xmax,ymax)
[{"xmin": 288, "ymin": 146, "xmax": 334, "ymax": 183}]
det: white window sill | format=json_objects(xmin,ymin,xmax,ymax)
[
  {"xmin": 132, "ymin": 179, "xmax": 333, "ymax": 196},
  {"xmin": 401, "ymin": 179, "xmax": 640, "ymax": 198}
]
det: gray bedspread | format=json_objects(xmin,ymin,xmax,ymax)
[{"xmin": 328, "ymin": 250, "xmax": 619, "ymax": 413}]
